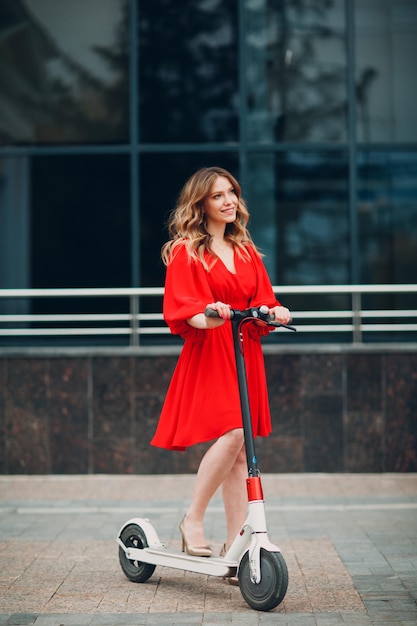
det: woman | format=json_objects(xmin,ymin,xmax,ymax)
[{"xmin": 151, "ymin": 166, "xmax": 291, "ymax": 568}]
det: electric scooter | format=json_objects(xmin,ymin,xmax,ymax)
[{"xmin": 117, "ymin": 305, "xmax": 296, "ymax": 611}]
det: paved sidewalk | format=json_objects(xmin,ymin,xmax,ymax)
[{"xmin": 0, "ymin": 474, "xmax": 416, "ymax": 625}]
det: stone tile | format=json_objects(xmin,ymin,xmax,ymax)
[
  {"xmin": 345, "ymin": 411, "xmax": 384, "ymax": 472},
  {"xmin": 346, "ymin": 353, "xmax": 382, "ymax": 411},
  {"xmin": 5, "ymin": 616, "xmax": 38, "ymax": 625},
  {"xmin": 385, "ymin": 353, "xmax": 417, "ymax": 472},
  {"xmin": 302, "ymin": 395, "xmax": 344, "ymax": 472},
  {"xmin": 133, "ymin": 356, "xmax": 176, "ymax": 395},
  {"xmin": 48, "ymin": 358, "xmax": 89, "ymax": 394},
  {"xmin": 300, "ymin": 353, "xmax": 344, "ymax": 396},
  {"xmin": 92, "ymin": 357, "xmax": 133, "ymax": 439},
  {"xmin": 49, "ymin": 393, "xmax": 89, "ymax": 473},
  {"xmin": 5, "ymin": 359, "xmax": 50, "ymax": 474},
  {"xmin": 256, "ymin": 435, "xmax": 304, "ymax": 473},
  {"xmin": 34, "ymin": 617, "xmax": 93, "ymax": 626},
  {"xmin": 265, "ymin": 354, "xmax": 302, "ymax": 437}
]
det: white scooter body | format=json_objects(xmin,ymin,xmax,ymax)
[{"xmin": 118, "ymin": 495, "xmax": 282, "ymax": 583}]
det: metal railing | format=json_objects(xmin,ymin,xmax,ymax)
[{"xmin": 0, "ymin": 284, "xmax": 416, "ymax": 347}]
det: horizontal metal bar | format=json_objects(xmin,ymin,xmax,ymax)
[
  {"xmin": 0, "ymin": 327, "xmax": 171, "ymax": 337},
  {"xmin": 0, "ymin": 287, "xmax": 165, "ymax": 298},
  {"xmin": 293, "ymin": 310, "xmax": 417, "ymax": 319},
  {"xmin": 274, "ymin": 284, "xmax": 417, "ymax": 294},
  {"xmin": 1, "ymin": 323, "xmax": 416, "ymax": 338},
  {"xmin": 361, "ymin": 310, "xmax": 417, "ymax": 318},
  {"xmin": 360, "ymin": 324, "xmax": 417, "ymax": 332},
  {"xmin": 0, "ymin": 314, "xmax": 132, "ymax": 322},
  {"xmin": 293, "ymin": 311, "xmax": 352, "ymax": 319},
  {"xmin": 0, "ymin": 313, "xmax": 165, "ymax": 323},
  {"xmin": 1, "ymin": 285, "xmax": 417, "ymax": 298},
  {"xmin": 0, "ymin": 328, "xmax": 132, "ymax": 336}
]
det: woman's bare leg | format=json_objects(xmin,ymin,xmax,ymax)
[
  {"xmin": 182, "ymin": 428, "xmax": 245, "ymax": 546},
  {"xmin": 221, "ymin": 445, "xmax": 247, "ymax": 549}
]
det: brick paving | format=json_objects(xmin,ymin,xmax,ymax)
[{"xmin": 0, "ymin": 474, "xmax": 416, "ymax": 625}]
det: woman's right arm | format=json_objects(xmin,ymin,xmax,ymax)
[
  {"xmin": 187, "ymin": 301, "xmax": 231, "ymax": 329},
  {"xmin": 164, "ymin": 245, "xmax": 226, "ymax": 336}
]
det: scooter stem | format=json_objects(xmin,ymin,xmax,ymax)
[{"xmin": 231, "ymin": 318, "xmax": 259, "ymax": 477}]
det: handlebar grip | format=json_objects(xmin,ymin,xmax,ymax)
[
  {"xmin": 204, "ymin": 307, "xmax": 235, "ymax": 318},
  {"xmin": 204, "ymin": 307, "xmax": 219, "ymax": 317}
]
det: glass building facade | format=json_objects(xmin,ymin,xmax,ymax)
[{"xmin": 0, "ymin": 0, "xmax": 416, "ymax": 307}]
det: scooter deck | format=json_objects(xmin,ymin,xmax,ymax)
[{"xmin": 120, "ymin": 542, "xmax": 238, "ymax": 577}]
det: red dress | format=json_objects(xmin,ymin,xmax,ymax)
[{"xmin": 150, "ymin": 242, "xmax": 280, "ymax": 451}]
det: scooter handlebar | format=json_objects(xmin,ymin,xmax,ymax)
[{"xmin": 204, "ymin": 306, "xmax": 296, "ymax": 331}]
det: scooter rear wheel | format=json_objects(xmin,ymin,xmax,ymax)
[
  {"xmin": 119, "ymin": 523, "xmax": 156, "ymax": 583},
  {"xmin": 238, "ymin": 548, "xmax": 288, "ymax": 611}
]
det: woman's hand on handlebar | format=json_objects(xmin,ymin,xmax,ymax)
[
  {"xmin": 268, "ymin": 305, "xmax": 292, "ymax": 325},
  {"xmin": 206, "ymin": 301, "xmax": 232, "ymax": 320},
  {"xmin": 187, "ymin": 301, "xmax": 231, "ymax": 329}
]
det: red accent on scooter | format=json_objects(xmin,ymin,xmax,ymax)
[{"xmin": 246, "ymin": 476, "xmax": 264, "ymax": 502}]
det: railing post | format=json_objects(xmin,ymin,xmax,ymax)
[
  {"xmin": 130, "ymin": 294, "xmax": 139, "ymax": 347},
  {"xmin": 352, "ymin": 290, "xmax": 362, "ymax": 343}
]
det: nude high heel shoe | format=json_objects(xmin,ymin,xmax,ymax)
[{"xmin": 179, "ymin": 516, "xmax": 212, "ymax": 557}]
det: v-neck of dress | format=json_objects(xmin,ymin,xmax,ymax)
[{"xmin": 216, "ymin": 249, "xmax": 236, "ymax": 275}]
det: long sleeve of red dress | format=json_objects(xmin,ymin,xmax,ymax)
[{"xmin": 150, "ymin": 242, "xmax": 280, "ymax": 450}]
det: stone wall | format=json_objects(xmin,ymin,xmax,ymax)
[{"xmin": 0, "ymin": 349, "xmax": 416, "ymax": 474}]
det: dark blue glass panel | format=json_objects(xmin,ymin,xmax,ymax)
[
  {"xmin": 358, "ymin": 151, "xmax": 417, "ymax": 285},
  {"xmin": 32, "ymin": 154, "xmax": 130, "ymax": 290},
  {"xmin": 244, "ymin": 0, "xmax": 347, "ymax": 143},
  {"xmin": 0, "ymin": 0, "xmax": 128, "ymax": 145},
  {"xmin": 246, "ymin": 151, "xmax": 350, "ymax": 285},
  {"xmin": 139, "ymin": 0, "xmax": 239, "ymax": 143},
  {"xmin": 356, "ymin": 0, "xmax": 417, "ymax": 143}
]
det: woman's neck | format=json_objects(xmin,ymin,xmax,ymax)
[{"xmin": 206, "ymin": 222, "xmax": 226, "ymax": 240}]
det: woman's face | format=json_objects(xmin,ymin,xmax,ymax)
[{"xmin": 202, "ymin": 176, "xmax": 238, "ymax": 231}]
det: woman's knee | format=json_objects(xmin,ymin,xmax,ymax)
[{"xmin": 221, "ymin": 428, "xmax": 244, "ymax": 452}]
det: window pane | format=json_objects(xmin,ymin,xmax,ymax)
[
  {"xmin": 32, "ymin": 154, "xmax": 130, "ymax": 290},
  {"xmin": 358, "ymin": 151, "xmax": 417, "ymax": 284},
  {"xmin": 139, "ymin": 0, "xmax": 239, "ymax": 143},
  {"xmin": 246, "ymin": 151, "xmax": 350, "ymax": 285},
  {"xmin": 0, "ymin": 0, "xmax": 128, "ymax": 145},
  {"xmin": 139, "ymin": 152, "xmax": 239, "ymax": 287},
  {"xmin": 355, "ymin": 0, "xmax": 417, "ymax": 142},
  {"xmin": 244, "ymin": 0, "xmax": 347, "ymax": 143}
]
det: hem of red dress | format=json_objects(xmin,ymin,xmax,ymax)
[{"xmin": 150, "ymin": 428, "xmax": 271, "ymax": 452}]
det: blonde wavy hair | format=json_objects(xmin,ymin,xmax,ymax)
[{"xmin": 161, "ymin": 166, "xmax": 260, "ymax": 269}]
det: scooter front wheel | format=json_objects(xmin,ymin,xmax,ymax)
[
  {"xmin": 238, "ymin": 548, "xmax": 288, "ymax": 611},
  {"xmin": 119, "ymin": 523, "xmax": 156, "ymax": 583}
]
